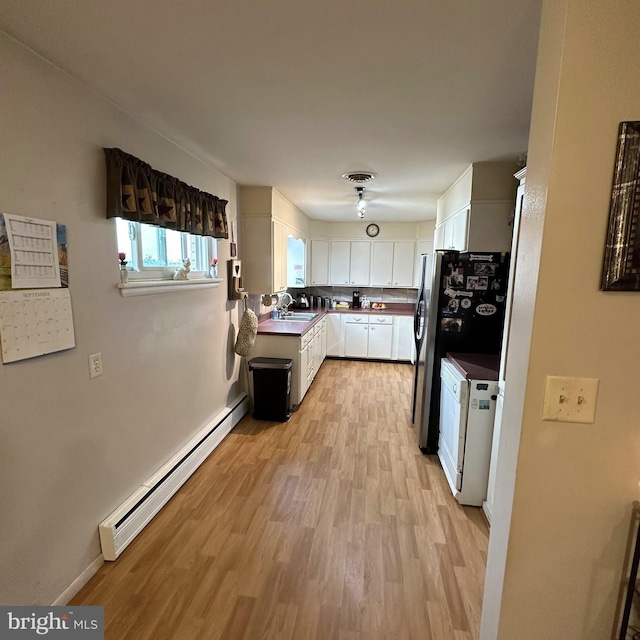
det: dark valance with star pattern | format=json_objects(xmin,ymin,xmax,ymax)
[{"xmin": 104, "ymin": 148, "xmax": 229, "ymax": 238}]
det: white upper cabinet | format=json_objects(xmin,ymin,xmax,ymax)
[
  {"xmin": 272, "ymin": 219, "xmax": 287, "ymax": 292},
  {"xmin": 435, "ymin": 207, "xmax": 469, "ymax": 251},
  {"xmin": 371, "ymin": 242, "xmax": 415, "ymax": 287},
  {"xmin": 327, "ymin": 239, "xmax": 415, "ymax": 288},
  {"xmin": 240, "ymin": 186, "xmax": 308, "ymax": 294},
  {"xmin": 272, "ymin": 219, "xmax": 303, "ymax": 292},
  {"xmin": 329, "ymin": 240, "xmax": 370, "ymax": 286},
  {"xmin": 391, "ymin": 241, "xmax": 415, "ymax": 286},
  {"xmin": 329, "ymin": 241, "xmax": 351, "ymax": 285},
  {"xmin": 449, "ymin": 208, "xmax": 470, "ymax": 251},
  {"xmin": 349, "ymin": 242, "xmax": 371, "ymax": 286},
  {"xmin": 371, "ymin": 241, "xmax": 414, "ymax": 287},
  {"xmin": 435, "ymin": 162, "xmax": 518, "ymax": 253},
  {"xmin": 371, "ymin": 242, "xmax": 395, "ymax": 286},
  {"xmin": 310, "ymin": 239, "xmax": 329, "ymax": 285}
]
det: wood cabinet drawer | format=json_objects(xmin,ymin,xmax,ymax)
[{"xmin": 369, "ymin": 314, "xmax": 393, "ymax": 325}]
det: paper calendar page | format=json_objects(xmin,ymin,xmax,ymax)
[
  {"xmin": 0, "ymin": 289, "xmax": 75, "ymax": 363},
  {"xmin": 3, "ymin": 213, "xmax": 62, "ymax": 288}
]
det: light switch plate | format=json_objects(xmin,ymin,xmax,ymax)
[{"xmin": 542, "ymin": 376, "xmax": 599, "ymax": 423}]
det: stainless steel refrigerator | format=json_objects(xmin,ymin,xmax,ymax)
[{"xmin": 412, "ymin": 250, "xmax": 510, "ymax": 452}]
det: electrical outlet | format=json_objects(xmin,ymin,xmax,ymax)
[
  {"xmin": 89, "ymin": 353, "xmax": 103, "ymax": 379},
  {"xmin": 542, "ymin": 376, "xmax": 599, "ymax": 423}
]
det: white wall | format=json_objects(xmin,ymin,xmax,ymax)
[
  {"xmin": 482, "ymin": 1, "xmax": 640, "ymax": 638},
  {"xmin": 416, "ymin": 220, "xmax": 435, "ymax": 241},
  {"xmin": 308, "ymin": 221, "xmax": 421, "ymax": 240},
  {"xmin": 0, "ymin": 33, "xmax": 243, "ymax": 604}
]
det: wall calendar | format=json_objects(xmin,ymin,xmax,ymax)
[
  {"xmin": 0, "ymin": 212, "xmax": 75, "ymax": 364},
  {"xmin": 0, "ymin": 288, "xmax": 75, "ymax": 363}
]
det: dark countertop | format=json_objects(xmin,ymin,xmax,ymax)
[
  {"xmin": 257, "ymin": 303, "xmax": 415, "ymax": 337},
  {"xmin": 445, "ymin": 352, "xmax": 500, "ymax": 381},
  {"xmin": 328, "ymin": 302, "xmax": 414, "ymax": 315}
]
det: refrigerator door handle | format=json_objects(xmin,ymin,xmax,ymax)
[{"xmin": 414, "ymin": 295, "xmax": 425, "ymax": 345}]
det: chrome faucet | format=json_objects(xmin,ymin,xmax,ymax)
[{"xmin": 278, "ymin": 292, "xmax": 293, "ymax": 318}]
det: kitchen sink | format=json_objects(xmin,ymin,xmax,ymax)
[{"xmin": 273, "ymin": 312, "xmax": 318, "ymax": 321}]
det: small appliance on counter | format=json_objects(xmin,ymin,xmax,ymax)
[
  {"xmin": 352, "ymin": 290, "xmax": 361, "ymax": 309},
  {"xmin": 296, "ymin": 293, "xmax": 309, "ymax": 308}
]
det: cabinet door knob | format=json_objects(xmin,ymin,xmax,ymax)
[{"xmin": 491, "ymin": 395, "xmax": 497, "ymax": 401}]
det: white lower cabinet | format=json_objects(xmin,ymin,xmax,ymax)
[
  {"xmin": 392, "ymin": 315, "xmax": 415, "ymax": 363},
  {"xmin": 327, "ymin": 314, "xmax": 343, "ymax": 357},
  {"xmin": 320, "ymin": 318, "xmax": 327, "ymax": 362},
  {"xmin": 338, "ymin": 313, "xmax": 409, "ymax": 361},
  {"xmin": 252, "ymin": 322, "xmax": 325, "ymax": 408},
  {"xmin": 251, "ymin": 313, "xmax": 411, "ymax": 407},
  {"xmin": 367, "ymin": 315, "xmax": 393, "ymax": 359},
  {"xmin": 483, "ymin": 382, "xmax": 504, "ymax": 523},
  {"xmin": 345, "ymin": 322, "xmax": 369, "ymax": 358},
  {"xmin": 299, "ymin": 338, "xmax": 310, "ymax": 400},
  {"xmin": 307, "ymin": 332, "xmax": 315, "ymax": 386},
  {"xmin": 368, "ymin": 324, "xmax": 393, "ymax": 359}
]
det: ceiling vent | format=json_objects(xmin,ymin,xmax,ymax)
[{"xmin": 342, "ymin": 171, "xmax": 377, "ymax": 184}]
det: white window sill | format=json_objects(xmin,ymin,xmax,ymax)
[{"xmin": 117, "ymin": 278, "xmax": 223, "ymax": 297}]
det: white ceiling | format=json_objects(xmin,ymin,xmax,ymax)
[{"xmin": 0, "ymin": 0, "xmax": 542, "ymax": 222}]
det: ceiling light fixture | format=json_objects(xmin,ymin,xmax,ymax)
[
  {"xmin": 356, "ymin": 186, "xmax": 366, "ymax": 218},
  {"xmin": 342, "ymin": 171, "xmax": 376, "ymax": 218}
]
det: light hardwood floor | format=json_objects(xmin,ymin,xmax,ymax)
[{"xmin": 72, "ymin": 359, "xmax": 489, "ymax": 639}]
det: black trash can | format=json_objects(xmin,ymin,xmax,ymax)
[{"xmin": 248, "ymin": 357, "xmax": 293, "ymax": 422}]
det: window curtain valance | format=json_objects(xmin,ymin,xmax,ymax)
[{"xmin": 104, "ymin": 148, "xmax": 229, "ymax": 239}]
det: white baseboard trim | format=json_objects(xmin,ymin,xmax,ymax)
[
  {"xmin": 482, "ymin": 500, "xmax": 492, "ymax": 525},
  {"xmin": 51, "ymin": 554, "xmax": 104, "ymax": 605},
  {"xmin": 99, "ymin": 393, "xmax": 249, "ymax": 561},
  {"xmin": 50, "ymin": 394, "xmax": 249, "ymax": 603}
]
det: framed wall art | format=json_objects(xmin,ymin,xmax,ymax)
[{"xmin": 601, "ymin": 121, "xmax": 640, "ymax": 291}]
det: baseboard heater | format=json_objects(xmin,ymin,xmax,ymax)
[{"xmin": 99, "ymin": 394, "xmax": 249, "ymax": 561}]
